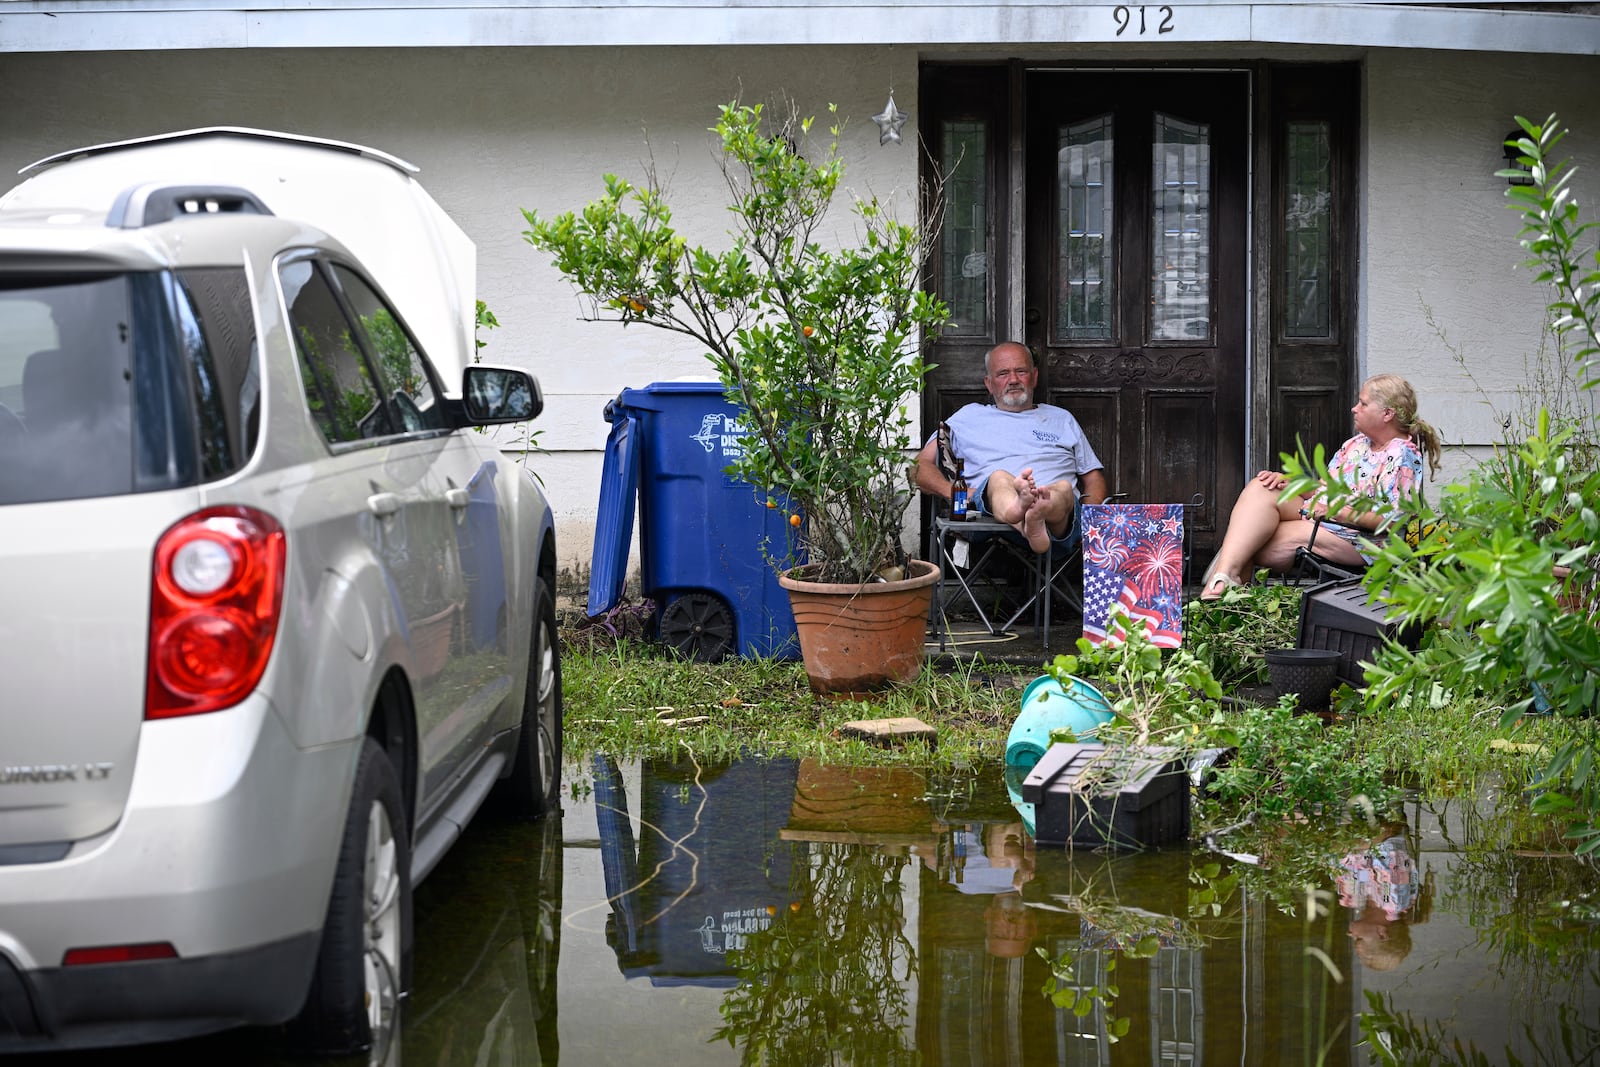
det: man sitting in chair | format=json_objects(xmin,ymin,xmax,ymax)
[{"xmin": 914, "ymin": 341, "xmax": 1109, "ymax": 553}]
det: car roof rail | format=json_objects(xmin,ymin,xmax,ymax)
[{"xmin": 107, "ymin": 183, "xmax": 274, "ymax": 229}]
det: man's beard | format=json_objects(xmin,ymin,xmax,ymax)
[{"xmin": 997, "ymin": 386, "xmax": 1032, "ymax": 411}]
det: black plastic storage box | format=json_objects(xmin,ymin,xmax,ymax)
[
  {"xmin": 1019, "ymin": 743, "xmax": 1191, "ymax": 849},
  {"xmin": 1296, "ymin": 578, "xmax": 1422, "ymax": 687}
]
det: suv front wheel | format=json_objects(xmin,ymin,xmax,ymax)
[{"xmin": 495, "ymin": 578, "xmax": 563, "ymax": 817}]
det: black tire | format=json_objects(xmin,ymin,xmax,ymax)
[
  {"xmin": 496, "ymin": 578, "xmax": 563, "ymax": 817},
  {"xmin": 288, "ymin": 737, "xmax": 412, "ymax": 1058}
]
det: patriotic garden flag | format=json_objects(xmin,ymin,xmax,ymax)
[{"xmin": 1080, "ymin": 503, "xmax": 1186, "ymax": 648}]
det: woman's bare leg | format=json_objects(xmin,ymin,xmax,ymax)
[
  {"xmin": 1206, "ymin": 478, "xmax": 1305, "ymax": 585},
  {"xmin": 1257, "ymin": 520, "xmax": 1367, "ymax": 573}
]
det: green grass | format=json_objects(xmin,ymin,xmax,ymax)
[
  {"xmin": 559, "ymin": 625, "xmax": 1590, "ymax": 826},
  {"xmin": 559, "ymin": 635, "xmax": 1030, "ymax": 769},
  {"xmin": 1349, "ymin": 690, "xmax": 1570, "ymax": 797}
]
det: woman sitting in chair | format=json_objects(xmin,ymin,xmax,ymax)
[{"xmin": 1199, "ymin": 374, "xmax": 1442, "ymax": 601}]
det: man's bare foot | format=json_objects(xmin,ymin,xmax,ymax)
[
  {"xmin": 991, "ymin": 471, "xmax": 1033, "ymax": 525},
  {"xmin": 1021, "ymin": 497, "xmax": 1051, "ymax": 553}
]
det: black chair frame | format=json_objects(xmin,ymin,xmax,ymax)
[{"xmin": 927, "ymin": 510, "xmax": 1083, "ymax": 650}]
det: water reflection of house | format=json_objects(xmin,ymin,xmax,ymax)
[
  {"xmin": 915, "ymin": 839, "xmax": 1359, "ymax": 1065},
  {"xmin": 588, "ymin": 757, "xmax": 1600, "ymax": 1064}
]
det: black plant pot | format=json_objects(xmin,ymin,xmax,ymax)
[{"xmin": 1265, "ymin": 648, "xmax": 1342, "ymax": 711}]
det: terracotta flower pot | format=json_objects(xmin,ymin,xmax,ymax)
[{"xmin": 778, "ymin": 559, "xmax": 940, "ymax": 695}]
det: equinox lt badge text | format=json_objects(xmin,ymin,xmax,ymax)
[{"xmin": 0, "ymin": 763, "xmax": 114, "ymax": 784}]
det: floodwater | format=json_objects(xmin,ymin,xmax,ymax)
[{"xmin": 26, "ymin": 755, "xmax": 1600, "ymax": 1065}]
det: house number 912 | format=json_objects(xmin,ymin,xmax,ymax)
[{"xmin": 1113, "ymin": 5, "xmax": 1175, "ymax": 35}]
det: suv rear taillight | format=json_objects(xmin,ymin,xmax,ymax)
[{"xmin": 145, "ymin": 507, "xmax": 286, "ymax": 719}]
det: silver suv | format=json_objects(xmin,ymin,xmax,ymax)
[{"xmin": 0, "ymin": 129, "xmax": 562, "ymax": 1057}]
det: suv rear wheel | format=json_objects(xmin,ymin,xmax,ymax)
[{"xmin": 289, "ymin": 736, "xmax": 412, "ymax": 1057}]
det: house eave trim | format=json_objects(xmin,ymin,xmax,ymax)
[{"xmin": 0, "ymin": 2, "xmax": 1595, "ymax": 55}]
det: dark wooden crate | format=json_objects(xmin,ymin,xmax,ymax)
[{"xmin": 1020, "ymin": 743, "xmax": 1191, "ymax": 849}]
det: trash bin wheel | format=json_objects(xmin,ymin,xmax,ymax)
[{"xmin": 659, "ymin": 592, "xmax": 736, "ymax": 662}]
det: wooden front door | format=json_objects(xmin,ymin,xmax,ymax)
[{"xmin": 1023, "ymin": 70, "xmax": 1250, "ymax": 560}]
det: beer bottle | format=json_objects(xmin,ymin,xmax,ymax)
[{"xmin": 951, "ymin": 458, "xmax": 969, "ymax": 518}]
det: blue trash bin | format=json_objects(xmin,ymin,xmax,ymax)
[{"xmin": 588, "ymin": 382, "xmax": 801, "ymax": 660}]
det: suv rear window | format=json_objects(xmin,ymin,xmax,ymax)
[{"xmin": 0, "ymin": 268, "xmax": 259, "ymax": 506}]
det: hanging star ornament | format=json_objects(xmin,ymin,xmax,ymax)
[{"xmin": 872, "ymin": 94, "xmax": 909, "ymax": 146}]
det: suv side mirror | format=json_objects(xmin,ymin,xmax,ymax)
[{"xmin": 462, "ymin": 365, "xmax": 542, "ymax": 424}]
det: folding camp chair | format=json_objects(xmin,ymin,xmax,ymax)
[
  {"xmin": 924, "ymin": 421, "xmax": 1087, "ymax": 649},
  {"xmin": 927, "ymin": 508, "xmax": 1084, "ymax": 650},
  {"xmin": 1293, "ymin": 513, "xmax": 1436, "ymax": 585},
  {"xmin": 1293, "ymin": 518, "xmax": 1367, "ymax": 584}
]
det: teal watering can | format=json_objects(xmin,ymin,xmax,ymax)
[{"xmin": 1004, "ymin": 674, "xmax": 1114, "ymax": 835}]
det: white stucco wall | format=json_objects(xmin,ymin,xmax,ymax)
[
  {"xmin": 0, "ymin": 46, "xmax": 921, "ymax": 585},
  {"xmin": 4, "ymin": 43, "xmax": 1597, "ymax": 585},
  {"xmin": 1362, "ymin": 48, "xmax": 1600, "ymax": 486}
]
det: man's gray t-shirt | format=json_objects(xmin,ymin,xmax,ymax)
[{"xmin": 941, "ymin": 403, "xmax": 1103, "ymax": 505}]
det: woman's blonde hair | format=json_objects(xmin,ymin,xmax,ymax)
[{"xmin": 1365, "ymin": 373, "xmax": 1442, "ymax": 478}]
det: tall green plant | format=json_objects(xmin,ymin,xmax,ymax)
[
  {"xmin": 1502, "ymin": 116, "xmax": 1600, "ymax": 393},
  {"xmin": 1182, "ymin": 574, "xmax": 1302, "ymax": 687},
  {"xmin": 523, "ymin": 100, "xmax": 948, "ymax": 584},
  {"xmin": 1284, "ymin": 114, "xmax": 1600, "ymax": 853}
]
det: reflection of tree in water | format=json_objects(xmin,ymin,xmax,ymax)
[
  {"xmin": 1433, "ymin": 798, "xmax": 1600, "ymax": 996},
  {"xmin": 713, "ymin": 841, "xmax": 917, "ymax": 1066}
]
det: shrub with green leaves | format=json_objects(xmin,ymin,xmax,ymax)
[
  {"xmin": 523, "ymin": 100, "xmax": 948, "ymax": 585},
  {"xmin": 1048, "ymin": 617, "xmax": 1393, "ymax": 822},
  {"xmin": 1283, "ymin": 113, "xmax": 1600, "ymax": 854},
  {"xmin": 1201, "ymin": 699, "xmax": 1395, "ymax": 820},
  {"xmin": 1182, "ymin": 574, "xmax": 1302, "ymax": 687}
]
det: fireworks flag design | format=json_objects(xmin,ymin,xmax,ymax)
[{"xmin": 1080, "ymin": 503, "xmax": 1186, "ymax": 648}]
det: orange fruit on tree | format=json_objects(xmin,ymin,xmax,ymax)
[{"xmin": 789, "ymin": 513, "xmax": 801, "ymax": 527}]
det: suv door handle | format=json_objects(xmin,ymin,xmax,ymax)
[
  {"xmin": 367, "ymin": 492, "xmax": 401, "ymax": 518},
  {"xmin": 444, "ymin": 488, "xmax": 470, "ymax": 510}
]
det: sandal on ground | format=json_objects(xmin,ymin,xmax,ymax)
[{"xmin": 1199, "ymin": 573, "xmax": 1242, "ymax": 602}]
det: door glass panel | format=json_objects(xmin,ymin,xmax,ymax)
[
  {"xmin": 333, "ymin": 264, "xmax": 450, "ymax": 433},
  {"xmin": 1150, "ymin": 114, "xmax": 1211, "ymax": 342},
  {"xmin": 939, "ymin": 120, "xmax": 990, "ymax": 336},
  {"xmin": 281, "ymin": 258, "xmax": 390, "ymax": 444},
  {"xmin": 1283, "ymin": 120, "xmax": 1332, "ymax": 338},
  {"xmin": 1056, "ymin": 116, "xmax": 1114, "ymax": 340}
]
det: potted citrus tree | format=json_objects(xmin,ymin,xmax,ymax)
[{"xmin": 523, "ymin": 99, "xmax": 949, "ymax": 693}]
